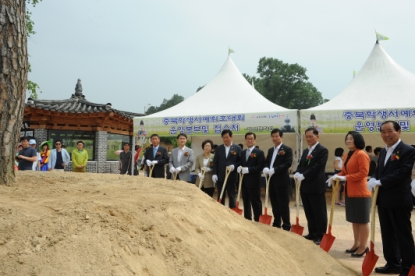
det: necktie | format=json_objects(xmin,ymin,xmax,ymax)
[
  {"xmin": 153, "ymin": 148, "xmax": 157, "ymax": 158},
  {"xmin": 246, "ymin": 149, "xmax": 250, "ymax": 161}
]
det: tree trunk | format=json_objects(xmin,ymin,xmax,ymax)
[{"xmin": 0, "ymin": 0, "xmax": 28, "ymax": 185}]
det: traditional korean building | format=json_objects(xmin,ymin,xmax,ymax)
[{"xmin": 23, "ymin": 79, "xmax": 143, "ymax": 173}]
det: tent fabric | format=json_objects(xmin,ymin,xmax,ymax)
[
  {"xmin": 308, "ymin": 43, "xmax": 415, "ymax": 110},
  {"xmin": 144, "ymin": 57, "xmax": 291, "ymax": 118}
]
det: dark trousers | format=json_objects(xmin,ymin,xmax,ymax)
[
  {"xmin": 378, "ymin": 205, "xmax": 414, "ymax": 273},
  {"xmin": 120, "ymin": 169, "xmax": 132, "ymax": 175},
  {"xmin": 201, "ymin": 187, "xmax": 215, "ymax": 197},
  {"xmin": 217, "ymin": 180, "xmax": 236, "ymax": 208},
  {"xmin": 269, "ymin": 185, "xmax": 291, "ymax": 230},
  {"xmin": 242, "ymin": 184, "xmax": 262, "ymax": 221},
  {"xmin": 301, "ymin": 192, "xmax": 327, "ymax": 238}
]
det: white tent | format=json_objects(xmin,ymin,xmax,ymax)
[
  {"xmin": 134, "ymin": 57, "xmax": 298, "ymax": 155},
  {"xmin": 144, "ymin": 57, "xmax": 292, "ymax": 117},
  {"xmin": 308, "ymin": 42, "xmax": 415, "ymax": 111},
  {"xmin": 300, "ymin": 42, "xmax": 415, "ymax": 171}
]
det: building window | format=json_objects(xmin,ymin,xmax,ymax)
[
  {"xmin": 48, "ymin": 130, "xmax": 95, "ymax": 161},
  {"xmin": 107, "ymin": 134, "xmax": 131, "ymax": 161}
]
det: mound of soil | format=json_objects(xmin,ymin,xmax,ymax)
[{"xmin": 0, "ymin": 172, "xmax": 356, "ymax": 275}]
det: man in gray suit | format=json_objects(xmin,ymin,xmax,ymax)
[{"xmin": 169, "ymin": 133, "xmax": 195, "ymax": 182}]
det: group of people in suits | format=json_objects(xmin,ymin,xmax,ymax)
[{"xmin": 143, "ymin": 121, "xmax": 415, "ymax": 276}]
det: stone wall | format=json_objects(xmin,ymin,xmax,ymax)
[
  {"xmin": 33, "ymin": 129, "xmax": 48, "ymax": 147},
  {"xmin": 64, "ymin": 161, "xmax": 121, "ymax": 174},
  {"xmin": 95, "ymin": 131, "xmax": 108, "ymax": 173}
]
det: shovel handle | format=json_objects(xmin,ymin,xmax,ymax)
[
  {"xmin": 198, "ymin": 167, "xmax": 207, "ymax": 189},
  {"xmin": 328, "ymin": 179, "xmax": 339, "ymax": 227},
  {"xmin": 218, "ymin": 166, "xmax": 232, "ymax": 202},
  {"xmin": 264, "ymin": 174, "xmax": 271, "ymax": 209},
  {"xmin": 235, "ymin": 172, "xmax": 244, "ymax": 203},
  {"xmin": 172, "ymin": 171, "xmax": 178, "ymax": 180},
  {"xmin": 149, "ymin": 164, "xmax": 155, "ymax": 178},
  {"xmin": 295, "ymin": 178, "xmax": 302, "ymax": 218},
  {"xmin": 370, "ymin": 186, "xmax": 380, "ymax": 244}
]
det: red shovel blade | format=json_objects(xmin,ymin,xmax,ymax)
[
  {"xmin": 259, "ymin": 207, "xmax": 272, "ymax": 225},
  {"xmin": 362, "ymin": 242, "xmax": 379, "ymax": 276},
  {"xmin": 231, "ymin": 202, "xmax": 243, "ymax": 215},
  {"xmin": 320, "ymin": 225, "xmax": 335, "ymax": 252},
  {"xmin": 408, "ymin": 265, "xmax": 415, "ymax": 276},
  {"xmin": 290, "ymin": 217, "xmax": 304, "ymax": 236}
]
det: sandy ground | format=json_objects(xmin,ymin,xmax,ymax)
[{"xmin": 0, "ymin": 172, "xmax": 357, "ymax": 276}]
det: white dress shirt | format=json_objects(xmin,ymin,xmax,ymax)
[
  {"xmin": 307, "ymin": 142, "xmax": 319, "ymax": 156},
  {"xmin": 246, "ymin": 145, "xmax": 256, "ymax": 161},
  {"xmin": 225, "ymin": 144, "xmax": 232, "ymax": 158},
  {"xmin": 384, "ymin": 139, "xmax": 401, "ymax": 165},
  {"xmin": 270, "ymin": 143, "xmax": 283, "ymax": 168},
  {"xmin": 177, "ymin": 146, "xmax": 186, "ymax": 162}
]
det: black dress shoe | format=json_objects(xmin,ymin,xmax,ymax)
[
  {"xmin": 345, "ymin": 247, "xmax": 359, "ymax": 253},
  {"xmin": 303, "ymin": 234, "xmax": 316, "ymax": 240},
  {"xmin": 375, "ymin": 265, "xmax": 401, "ymax": 274},
  {"xmin": 351, "ymin": 247, "xmax": 368, "ymax": 258},
  {"xmin": 313, "ymin": 239, "xmax": 321, "ymax": 245}
]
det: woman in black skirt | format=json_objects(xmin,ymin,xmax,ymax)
[{"xmin": 329, "ymin": 131, "xmax": 371, "ymax": 257}]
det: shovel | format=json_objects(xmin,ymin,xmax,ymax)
[
  {"xmin": 172, "ymin": 171, "xmax": 178, "ymax": 181},
  {"xmin": 218, "ymin": 166, "xmax": 232, "ymax": 204},
  {"xmin": 231, "ymin": 171, "xmax": 244, "ymax": 215},
  {"xmin": 362, "ymin": 185, "xmax": 380, "ymax": 276},
  {"xmin": 259, "ymin": 174, "xmax": 272, "ymax": 225},
  {"xmin": 149, "ymin": 164, "xmax": 155, "ymax": 178},
  {"xmin": 198, "ymin": 167, "xmax": 207, "ymax": 189},
  {"xmin": 409, "ymin": 265, "xmax": 415, "ymax": 276},
  {"xmin": 320, "ymin": 179, "xmax": 339, "ymax": 252},
  {"xmin": 291, "ymin": 178, "xmax": 304, "ymax": 236}
]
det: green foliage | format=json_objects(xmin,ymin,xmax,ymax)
[
  {"xmin": 27, "ymin": 63, "xmax": 41, "ymax": 99},
  {"xmin": 26, "ymin": 1, "xmax": 42, "ymax": 98},
  {"xmin": 244, "ymin": 57, "xmax": 327, "ymax": 109},
  {"xmin": 145, "ymin": 94, "xmax": 184, "ymax": 115}
]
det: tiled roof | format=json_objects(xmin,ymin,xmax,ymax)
[{"xmin": 25, "ymin": 79, "xmax": 143, "ymax": 119}]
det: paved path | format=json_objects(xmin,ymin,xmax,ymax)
[{"xmin": 214, "ymin": 188, "xmax": 415, "ymax": 275}]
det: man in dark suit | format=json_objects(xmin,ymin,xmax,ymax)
[
  {"xmin": 369, "ymin": 121, "xmax": 415, "ymax": 276},
  {"xmin": 294, "ymin": 127, "xmax": 328, "ymax": 245},
  {"xmin": 237, "ymin": 132, "xmax": 265, "ymax": 221},
  {"xmin": 144, "ymin": 134, "xmax": 169, "ymax": 178},
  {"xmin": 263, "ymin": 128, "xmax": 293, "ymax": 230},
  {"xmin": 212, "ymin": 130, "xmax": 241, "ymax": 208}
]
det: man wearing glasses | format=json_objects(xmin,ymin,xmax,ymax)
[{"xmin": 48, "ymin": 140, "xmax": 70, "ymax": 172}]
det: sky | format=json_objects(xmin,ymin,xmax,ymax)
[{"xmin": 28, "ymin": 0, "xmax": 415, "ymax": 114}]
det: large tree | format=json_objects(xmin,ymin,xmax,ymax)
[
  {"xmin": 145, "ymin": 94, "xmax": 184, "ymax": 115},
  {"xmin": 244, "ymin": 57, "xmax": 326, "ymax": 109},
  {"xmin": 0, "ymin": 0, "xmax": 29, "ymax": 185}
]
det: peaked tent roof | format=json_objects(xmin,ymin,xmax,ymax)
[
  {"xmin": 145, "ymin": 57, "xmax": 291, "ymax": 118},
  {"xmin": 308, "ymin": 43, "xmax": 415, "ymax": 110}
]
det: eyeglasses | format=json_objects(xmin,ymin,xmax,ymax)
[{"xmin": 55, "ymin": 143, "xmax": 61, "ymax": 145}]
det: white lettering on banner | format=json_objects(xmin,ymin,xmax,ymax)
[
  {"xmin": 353, "ymin": 120, "xmax": 411, "ymax": 133},
  {"xmin": 342, "ymin": 109, "xmax": 414, "ymax": 132},
  {"xmin": 161, "ymin": 114, "xmax": 246, "ymax": 126}
]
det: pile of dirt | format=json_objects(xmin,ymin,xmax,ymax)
[{"xmin": 0, "ymin": 172, "xmax": 356, "ymax": 275}]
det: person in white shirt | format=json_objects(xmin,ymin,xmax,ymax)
[
  {"xmin": 169, "ymin": 133, "xmax": 194, "ymax": 182},
  {"xmin": 29, "ymin": 139, "xmax": 41, "ymax": 171}
]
